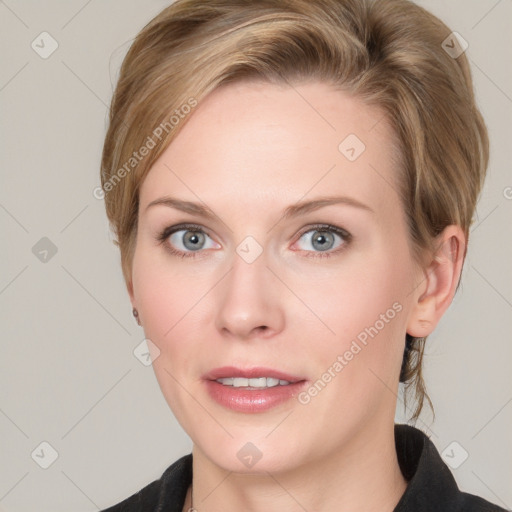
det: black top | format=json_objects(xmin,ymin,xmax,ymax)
[{"xmin": 101, "ymin": 424, "xmax": 507, "ymax": 511}]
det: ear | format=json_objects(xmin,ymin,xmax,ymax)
[
  {"xmin": 406, "ymin": 225, "xmax": 466, "ymax": 338},
  {"xmin": 127, "ymin": 278, "xmax": 142, "ymax": 326}
]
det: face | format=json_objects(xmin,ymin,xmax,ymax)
[{"xmin": 130, "ymin": 80, "xmax": 424, "ymax": 473}]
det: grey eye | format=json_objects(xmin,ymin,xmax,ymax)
[
  {"xmin": 169, "ymin": 230, "xmax": 214, "ymax": 252},
  {"xmin": 296, "ymin": 229, "xmax": 344, "ymax": 252}
]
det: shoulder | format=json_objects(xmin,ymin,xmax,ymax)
[
  {"xmin": 394, "ymin": 424, "xmax": 507, "ymax": 512},
  {"xmin": 459, "ymin": 492, "xmax": 509, "ymax": 511},
  {"xmin": 100, "ymin": 479, "xmax": 161, "ymax": 512},
  {"xmin": 100, "ymin": 453, "xmax": 193, "ymax": 512}
]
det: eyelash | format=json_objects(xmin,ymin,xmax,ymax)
[{"xmin": 156, "ymin": 223, "xmax": 352, "ymax": 260}]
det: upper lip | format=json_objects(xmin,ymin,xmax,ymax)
[{"xmin": 203, "ymin": 366, "xmax": 306, "ymax": 383}]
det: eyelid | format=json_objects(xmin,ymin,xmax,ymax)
[
  {"xmin": 158, "ymin": 223, "xmax": 220, "ymax": 247},
  {"xmin": 295, "ymin": 223, "xmax": 351, "ymax": 240},
  {"xmin": 158, "ymin": 223, "xmax": 212, "ymax": 240}
]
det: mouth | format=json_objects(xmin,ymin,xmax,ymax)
[
  {"xmin": 214, "ymin": 376, "xmax": 295, "ymax": 389},
  {"xmin": 202, "ymin": 366, "xmax": 308, "ymax": 412},
  {"xmin": 203, "ymin": 366, "xmax": 305, "ymax": 386}
]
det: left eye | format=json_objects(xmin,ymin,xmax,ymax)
[{"xmin": 295, "ymin": 227, "xmax": 348, "ymax": 253}]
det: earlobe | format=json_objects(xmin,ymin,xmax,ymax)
[
  {"xmin": 127, "ymin": 279, "xmax": 141, "ymax": 325},
  {"xmin": 407, "ymin": 226, "xmax": 466, "ymax": 338},
  {"xmin": 132, "ymin": 307, "xmax": 142, "ymax": 326}
]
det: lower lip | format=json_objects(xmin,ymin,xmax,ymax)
[{"xmin": 204, "ymin": 380, "xmax": 308, "ymax": 413}]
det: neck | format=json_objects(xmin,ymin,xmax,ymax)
[{"xmin": 184, "ymin": 422, "xmax": 407, "ymax": 512}]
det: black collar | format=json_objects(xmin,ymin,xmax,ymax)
[{"xmin": 394, "ymin": 424, "xmax": 461, "ymax": 510}]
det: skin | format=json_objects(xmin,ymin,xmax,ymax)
[{"xmin": 128, "ymin": 80, "xmax": 465, "ymax": 512}]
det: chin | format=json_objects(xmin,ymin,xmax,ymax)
[{"xmin": 191, "ymin": 428, "xmax": 314, "ymax": 475}]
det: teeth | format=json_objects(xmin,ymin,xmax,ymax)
[{"xmin": 216, "ymin": 377, "xmax": 291, "ymax": 387}]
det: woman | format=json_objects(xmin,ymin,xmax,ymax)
[{"xmin": 99, "ymin": 0, "xmax": 506, "ymax": 510}]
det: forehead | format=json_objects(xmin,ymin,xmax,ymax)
[{"xmin": 139, "ymin": 80, "xmax": 401, "ymax": 219}]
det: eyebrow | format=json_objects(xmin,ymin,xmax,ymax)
[{"xmin": 144, "ymin": 195, "xmax": 374, "ymax": 219}]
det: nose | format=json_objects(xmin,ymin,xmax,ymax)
[{"xmin": 214, "ymin": 246, "xmax": 285, "ymax": 341}]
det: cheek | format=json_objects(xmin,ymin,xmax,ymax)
[
  {"xmin": 307, "ymin": 250, "xmax": 410, "ymax": 332},
  {"xmin": 132, "ymin": 251, "xmax": 206, "ymax": 413},
  {"xmin": 303, "ymin": 248, "xmax": 413, "ymax": 381},
  {"xmin": 131, "ymin": 245, "xmax": 195, "ymax": 343}
]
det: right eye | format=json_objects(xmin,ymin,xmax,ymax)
[{"xmin": 157, "ymin": 224, "xmax": 220, "ymax": 258}]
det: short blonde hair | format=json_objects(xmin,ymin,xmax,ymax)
[{"xmin": 101, "ymin": 0, "xmax": 489, "ymax": 420}]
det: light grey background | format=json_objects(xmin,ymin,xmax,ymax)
[{"xmin": 0, "ymin": 1, "xmax": 511, "ymax": 511}]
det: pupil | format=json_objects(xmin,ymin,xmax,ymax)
[
  {"xmin": 185, "ymin": 231, "xmax": 203, "ymax": 250},
  {"xmin": 313, "ymin": 231, "xmax": 333, "ymax": 251}
]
